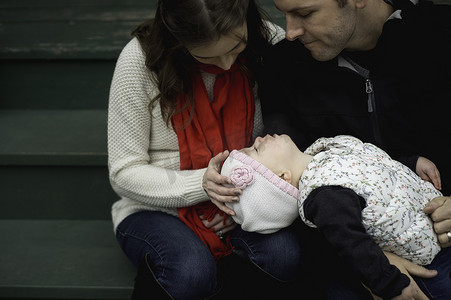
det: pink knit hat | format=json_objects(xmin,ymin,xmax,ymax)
[{"xmin": 221, "ymin": 150, "xmax": 300, "ymax": 234}]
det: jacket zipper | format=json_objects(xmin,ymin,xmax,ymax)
[
  {"xmin": 339, "ymin": 55, "xmax": 383, "ymax": 146},
  {"xmin": 365, "ymin": 78, "xmax": 382, "ymax": 146},
  {"xmin": 365, "ymin": 79, "xmax": 374, "ymax": 113}
]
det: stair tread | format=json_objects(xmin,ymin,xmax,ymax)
[
  {"xmin": 0, "ymin": 1, "xmax": 156, "ymax": 59},
  {"xmin": 0, "ymin": 0, "xmax": 287, "ymax": 60},
  {"xmin": 0, "ymin": 109, "xmax": 107, "ymax": 166},
  {"xmin": 0, "ymin": 219, "xmax": 134, "ymax": 299}
]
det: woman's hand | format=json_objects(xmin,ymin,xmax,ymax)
[
  {"xmin": 200, "ymin": 212, "xmax": 237, "ymax": 238},
  {"xmin": 203, "ymin": 150, "xmax": 242, "ymax": 216},
  {"xmin": 416, "ymin": 156, "xmax": 441, "ymax": 190},
  {"xmin": 424, "ymin": 196, "xmax": 451, "ymax": 248},
  {"xmin": 383, "ymin": 251, "xmax": 436, "ymax": 300}
]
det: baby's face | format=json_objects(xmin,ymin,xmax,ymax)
[{"xmin": 240, "ymin": 134, "xmax": 298, "ymax": 174}]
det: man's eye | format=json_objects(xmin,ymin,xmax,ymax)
[{"xmin": 297, "ymin": 11, "xmax": 312, "ymax": 18}]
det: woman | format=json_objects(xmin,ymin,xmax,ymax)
[{"xmin": 108, "ymin": 0, "xmax": 302, "ymax": 299}]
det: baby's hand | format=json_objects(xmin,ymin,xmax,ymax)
[{"xmin": 416, "ymin": 156, "xmax": 441, "ymax": 190}]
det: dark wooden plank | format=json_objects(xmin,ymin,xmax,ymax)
[
  {"xmin": 0, "ymin": 220, "xmax": 134, "ymax": 299},
  {"xmin": 0, "ymin": 1, "xmax": 156, "ymax": 59},
  {"xmin": 0, "ymin": 60, "xmax": 115, "ymax": 109},
  {"xmin": 0, "ymin": 165, "xmax": 117, "ymax": 219},
  {"xmin": 0, "ymin": 110, "xmax": 107, "ymax": 165}
]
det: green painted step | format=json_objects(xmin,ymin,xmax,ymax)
[
  {"xmin": 0, "ymin": 109, "xmax": 107, "ymax": 166},
  {"xmin": 0, "ymin": 109, "xmax": 117, "ymax": 220},
  {"xmin": 0, "ymin": 219, "xmax": 135, "ymax": 299},
  {"xmin": 0, "ymin": 60, "xmax": 115, "ymax": 110},
  {"xmin": 0, "ymin": 165, "xmax": 116, "ymax": 220},
  {"xmin": 0, "ymin": 0, "xmax": 157, "ymax": 60}
]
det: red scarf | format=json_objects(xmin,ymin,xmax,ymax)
[{"xmin": 173, "ymin": 62, "xmax": 254, "ymax": 261}]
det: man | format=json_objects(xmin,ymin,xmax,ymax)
[{"xmin": 258, "ymin": 0, "xmax": 451, "ymax": 298}]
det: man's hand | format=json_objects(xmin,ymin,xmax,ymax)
[
  {"xmin": 424, "ymin": 196, "xmax": 451, "ymax": 248},
  {"xmin": 391, "ymin": 282, "xmax": 425, "ymax": 300},
  {"xmin": 383, "ymin": 252, "xmax": 437, "ymax": 300},
  {"xmin": 416, "ymin": 156, "xmax": 441, "ymax": 190}
]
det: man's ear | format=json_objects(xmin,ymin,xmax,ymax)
[{"xmin": 279, "ymin": 170, "xmax": 292, "ymax": 184}]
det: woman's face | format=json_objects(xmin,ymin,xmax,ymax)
[{"xmin": 187, "ymin": 22, "xmax": 248, "ymax": 70}]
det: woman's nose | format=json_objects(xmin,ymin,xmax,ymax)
[{"xmin": 215, "ymin": 54, "xmax": 236, "ymax": 70}]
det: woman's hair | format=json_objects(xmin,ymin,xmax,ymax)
[{"xmin": 133, "ymin": 0, "xmax": 273, "ymax": 125}]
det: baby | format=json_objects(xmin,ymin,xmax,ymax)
[{"xmin": 221, "ymin": 134, "xmax": 450, "ymax": 300}]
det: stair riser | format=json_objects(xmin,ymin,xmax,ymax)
[
  {"xmin": 0, "ymin": 60, "xmax": 115, "ymax": 109},
  {"xmin": 0, "ymin": 165, "xmax": 117, "ymax": 220}
]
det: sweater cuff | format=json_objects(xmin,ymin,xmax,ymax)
[{"xmin": 184, "ymin": 168, "xmax": 209, "ymax": 205}]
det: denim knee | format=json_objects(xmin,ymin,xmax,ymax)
[
  {"xmin": 157, "ymin": 248, "xmax": 218, "ymax": 300},
  {"xmin": 230, "ymin": 226, "xmax": 303, "ymax": 281},
  {"xmin": 414, "ymin": 248, "xmax": 451, "ymax": 300},
  {"xmin": 116, "ymin": 211, "xmax": 219, "ymax": 300}
]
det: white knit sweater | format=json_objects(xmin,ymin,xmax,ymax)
[{"xmin": 108, "ymin": 22, "xmax": 285, "ymax": 230}]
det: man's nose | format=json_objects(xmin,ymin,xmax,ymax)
[{"xmin": 285, "ymin": 15, "xmax": 305, "ymax": 41}]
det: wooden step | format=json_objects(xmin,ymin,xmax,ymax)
[
  {"xmin": 0, "ymin": 219, "xmax": 135, "ymax": 299},
  {"xmin": 0, "ymin": 109, "xmax": 107, "ymax": 166},
  {"xmin": 0, "ymin": 60, "xmax": 115, "ymax": 110},
  {"xmin": 0, "ymin": 109, "xmax": 116, "ymax": 220},
  {"xmin": 0, "ymin": 0, "xmax": 157, "ymax": 60}
]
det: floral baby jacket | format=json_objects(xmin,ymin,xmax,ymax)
[{"xmin": 298, "ymin": 135, "xmax": 441, "ymax": 265}]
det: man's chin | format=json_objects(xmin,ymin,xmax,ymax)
[{"xmin": 309, "ymin": 48, "xmax": 338, "ymax": 62}]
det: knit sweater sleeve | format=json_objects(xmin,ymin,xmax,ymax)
[
  {"xmin": 303, "ymin": 186, "xmax": 410, "ymax": 299},
  {"xmin": 107, "ymin": 38, "xmax": 207, "ymax": 208}
]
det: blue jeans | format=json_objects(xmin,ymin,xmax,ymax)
[
  {"xmin": 414, "ymin": 247, "xmax": 451, "ymax": 299},
  {"xmin": 116, "ymin": 211, "xmax": 303, "ymax": 300}
]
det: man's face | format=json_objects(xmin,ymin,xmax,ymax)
[{"xmin": 274, "ymin": 0, "xmax": 358, "ymax": 61}]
